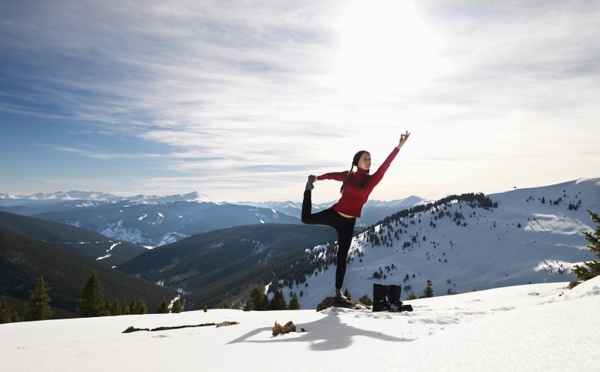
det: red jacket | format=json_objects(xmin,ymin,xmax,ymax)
[{"xmin": 317, "ymin": 147, "xmax": 399, "ymax": 217}]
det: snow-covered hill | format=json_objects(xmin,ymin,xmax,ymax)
[
  {"xmin": 281, "ymin": 178, "xmax": 599, "ymax": 308},
  {"xmin": 2, "ymin": 277, "xmax": 599, "ymax": 371}
]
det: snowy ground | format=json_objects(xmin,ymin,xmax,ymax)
[{"xmin": 2, "ymin": 277, "xmax": 599, "ymax": 372}]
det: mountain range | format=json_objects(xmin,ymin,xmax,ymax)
[
  {"xmin": 0, "ymin": 191, "xmax": 215, "ymax": 205},
  {"xmin": 1, "ymin": 178, "xmax": 598, "ymax": 316},
  {"xmin": 0, "ymin": 191, "xmax": 425, "ymax": 247}
]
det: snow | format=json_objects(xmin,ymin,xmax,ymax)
[
  {"xmin": 2, "ymin": 178, "xmax": 599, "ymax": 370},
  {"xmin": 96, "ymin": 242, "xmax": 121, "ymax": 261},
  {"xmin": 2, "ymin": 277, "xmax": 599, "ymax": 371},
  {"xmin": 283, "ymin": 178, "xmax": 599, "ymax": 309}
]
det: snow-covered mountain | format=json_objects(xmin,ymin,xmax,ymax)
[
  {"xmin": 0, "ymin": 190, "xmax": 215, "ymax": 205},
  {"xmin": 277, "ymin": 178, "xmax": 600, "ymax": 309},
  {"xmin": 29, "ymin": 201, "xmax": 301, "ymax": 247},
  {"xmin": 0, "ymin": 191, "xmax": 302, "ymax": 246},
  {"xmin": 236, "ymin": 195, "xmax": 426, "ymax": 227},
  {"xmin": 0, "ymin": 191, "xmax": 426, "ymax": 247}
]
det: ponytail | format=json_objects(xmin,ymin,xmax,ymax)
[
  {"xmin": 340, "ymin": 149, "xmax": 370, "ymax": 193},
  {"xmin": 340, "ymin": 162, "xmax": 354, "ymax": 194},
  {"xmin": 340, "ymin": 163, "xmax": 369, "ymax": 194}
]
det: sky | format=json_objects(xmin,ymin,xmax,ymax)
[{"xmin": 1, "ymin": 0, "xmax": 599, "ymax": 203}]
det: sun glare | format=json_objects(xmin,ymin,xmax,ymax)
[{"xmin": 332, "ymin": 0, "xmax": 441, "ymax": 101}]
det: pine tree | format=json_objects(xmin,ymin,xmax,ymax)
[
  {"xmin": 128, "ymin": 300, "xmax": 137, "ymax": 314},
  {"xmin": 260, "ymin": 292, "xmax": 269, "ymax": 310},
  {"xmin": 171, "ymin": 298, "xmax": 182, "ymax": 313},
  {"xmin": 407, "ymin": 292, "xmax": 417, "ymax": 300},
  {"xmin": 156, "ymin": 298, "xmax": 169, "ymax": 313},
  {"xmin": 268, "ymin": 290, "xmax": 287, "ymax": 310},
  {"xmin": 77, "ymin": 271, "xmax": 106, "ymax": 317},
  {"xmin": 218, "ymin": 300, "xmax": 230, "ymax": 309},
  {"xmin": 247, "ymin": 287, "xmax": 268, "ymax": 311},
  {"xmin": 111, "ymin": 299, "xmax": 122, "ymax": 316},
  {"xmin": 136, "ymin": 299, "xmax": 148, "ymax": 314},
  {"xmin": 288, "ymin": 295, "xmax": 301, "ymax": 310},
  {"xmin": 1, "ymin": 297, "xmax": 20, "ymax": 322},
  {"xmin": 121, "ymin": 299, "xmax": 131, "ymax": 315},
  {"xmin": 104, "ymin": 300, "xmax": 111, "ymax": 315},
  {"xmin": 358, "ymin": 295, "xmax": 372, "ymax": 306},
  {"xmin": 0, "ymin": 297, "xmax": 9, "ymax": 323},
  {"xmin": 0, "ymin": 296, "xmax": 18, "ymax": 323},
  {"xmin": 570, "ymin": 210, "xmax": 600, "ymax": 288},
  {"xmin": 11, "ymin": 311, "xmax": 20, "ymax": 322},
  {"xmin": 25, "ymin": 275, "xmax": 53, "ymax": 321},
  {"xmin": 421, "ymin": 279, "xmax": 434, "ymax": 298}
]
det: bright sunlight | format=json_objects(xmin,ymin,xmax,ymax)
[{"xmin": 332, "ymin": 0, "xmax": 442, "ymax": 102}]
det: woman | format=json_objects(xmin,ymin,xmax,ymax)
[{"xmin": 302, "ymin": 131, "xmax": 411, "ymax": 301}]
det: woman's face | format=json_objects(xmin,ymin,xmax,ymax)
[{"xmin": 357, "ymin": 152, "xmax": 371, "ymax": 171}]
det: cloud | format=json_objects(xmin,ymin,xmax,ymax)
[
  {"xmin": 1, "ymin": 0, "xmax": 599, "ymax": 201},
  {"xmin": 55, "ymin": 147, "xmax": 166, "ymax": 161}
]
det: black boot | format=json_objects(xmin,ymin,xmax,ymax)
[
  {"xmin": 388, "ymin": 284, "xmax": 402, "ymax": 312},
  {"xmin": 388, "ymin": 284, "xmax": 413, "ymax": 312},
  {"xmin": 372, "ymin": 284, "xmax": 391, "ymax": 312}
]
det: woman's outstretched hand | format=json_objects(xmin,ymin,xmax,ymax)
[{"xmin": 397, "ymin": 131, "xmax": 411, "ymax": 150}]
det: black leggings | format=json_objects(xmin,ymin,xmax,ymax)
[{"xmin": 301, "ymin": 190, "xmax": 356, "ymax": 290}]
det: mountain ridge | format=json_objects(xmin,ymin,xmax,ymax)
[
  {"xmin": 117, "ymin": 223, "xmax": 338, "ymax": 309},
  {"xmin": 0, "ymin": 231, "xmax": 177, "ymax": 316},
  {"xmin": 274, "ymin": 178, "xmax": 599, "ymax": 309},
  {"xmin": 0, "ymin": 190, "xmax": 215, "ymax": 204},
  {"xmin": 0, "ymin": 211, "xmax": 147, "ymax": 267},
  {"xmin": 0, "ymin": 191, "xmax": 426, "ymax": 247}
]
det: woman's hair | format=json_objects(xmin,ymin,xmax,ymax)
[
  {"xmin": 352, "ymin": 150, "xmax": 366, "ymax": 167},
  {"xmin": 340, "ymin": 150, "xmax": 370, "ymax": 193}
]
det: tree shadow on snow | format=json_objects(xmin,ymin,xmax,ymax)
[{"xmin": 227, "ymin": 310, "xmax": 412, "ymax": 351}]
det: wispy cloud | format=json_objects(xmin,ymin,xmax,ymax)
[
  {"xmin": 55, "ymin": 147, "xmax": 166, "ymax": 161},
  {"xmin": 1, "ymin": 0, "xmax": 598, "ymax": 201}
]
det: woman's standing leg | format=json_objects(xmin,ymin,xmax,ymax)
[
  {"xmin": 334, "ymin": 218, "xmax": 356, "ymax": 291},
  {"xmin": 302, "ymin": 178, "xmax": 357, "ymax": 300}
]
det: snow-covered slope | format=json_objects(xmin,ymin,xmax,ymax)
[
  {"xmin": 2, "ymin": 277, "xmax": 599, "ymax": 371},
  {"xmin": 282, "ymin": 178, "xmax": 599, "ymax": 308}
]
